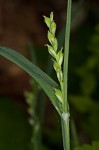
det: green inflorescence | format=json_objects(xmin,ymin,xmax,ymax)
[{"xmin": 44, "ymin": 12, "xmax": 63, "ymax": 104}]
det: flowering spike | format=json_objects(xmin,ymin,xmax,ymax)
[{"xmin": 44, "ymin": 12, "xmax": 64, "ymax": 104}]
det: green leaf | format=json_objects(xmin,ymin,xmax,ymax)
[{"xmin": 0, "ymin": 46, "xmax": 62, "ymax": 115}]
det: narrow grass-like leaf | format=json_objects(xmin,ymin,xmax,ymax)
[{"xmin": 0, "ymin": 46, "xmax": 62, "ymax": 115}]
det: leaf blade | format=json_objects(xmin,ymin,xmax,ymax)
[{"xmin": 0, "ymin": 46, "xmax": 62, "ymax": 115}]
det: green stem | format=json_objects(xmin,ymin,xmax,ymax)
[
  {"xmin": 63, "ymin": 0, "xmax": 71, "ymax": 112},
  {"xmin": 62, "ymin": 0, "xmax": 71, "ymax": 150},
  {"xmin": 61, "ymin": 118, "xmax": 70, "ymax": 150}
]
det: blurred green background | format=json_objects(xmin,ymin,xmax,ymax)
[{"xmin": 0, "ymin": 0, "xmax": 99, "ymax": 150}]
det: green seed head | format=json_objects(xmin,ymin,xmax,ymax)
[{"xmin": 44, "ymin": 12, "xmax": 64, "ymax": 104}]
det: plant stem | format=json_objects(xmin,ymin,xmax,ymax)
[
  {"xmin": 62, "ymin": 0, "xmax": 71, "ymax": 150},
  {"xmin": 57, "ymin": 0, "xmax": 84, "ymax": 50},
  {"xmin": 63, "ymin": 0, "xmax": 71, "ymax": 112},
  {"xmin": 61, "ymin": 118, "xmax": 70, "ymax": 150}
]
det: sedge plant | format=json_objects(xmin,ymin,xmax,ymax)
[{"xmin": 0, "ymin": 0, "xmax": 71, "ymax": 150}]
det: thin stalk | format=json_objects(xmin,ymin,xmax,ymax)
[
  {"xmin": 57, "ymin": 0, "xmax": 84, "ymax": 50},
  {"xmin": 62, "ymin": 0, "xmax": 72, "ymax": 150},
  {"xmin": 61, "ymin": 117, "xmax": 70, "ymax": 150},
  {"xmin": 63, "ymin": 0, "xmax": 71, "ymax": 112}
]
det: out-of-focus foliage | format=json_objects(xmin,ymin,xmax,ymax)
[
  {"xmin": 69, "ymin": 23, "xmax": 99, "ymax": 142},
  {"xmin": 74, "ymin": 141, "xmax": 99, "ymax": 150},
  {"xmin": 43, "ymin": 115, "xmax": 62, "ymax": 150},
  {"xmin": 76, "ymin": 24, "xmax": 99, "ymax": 97},
  {"xmin": 0, "ymin": 97, "xmax": 31, "ymax": 150}
]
